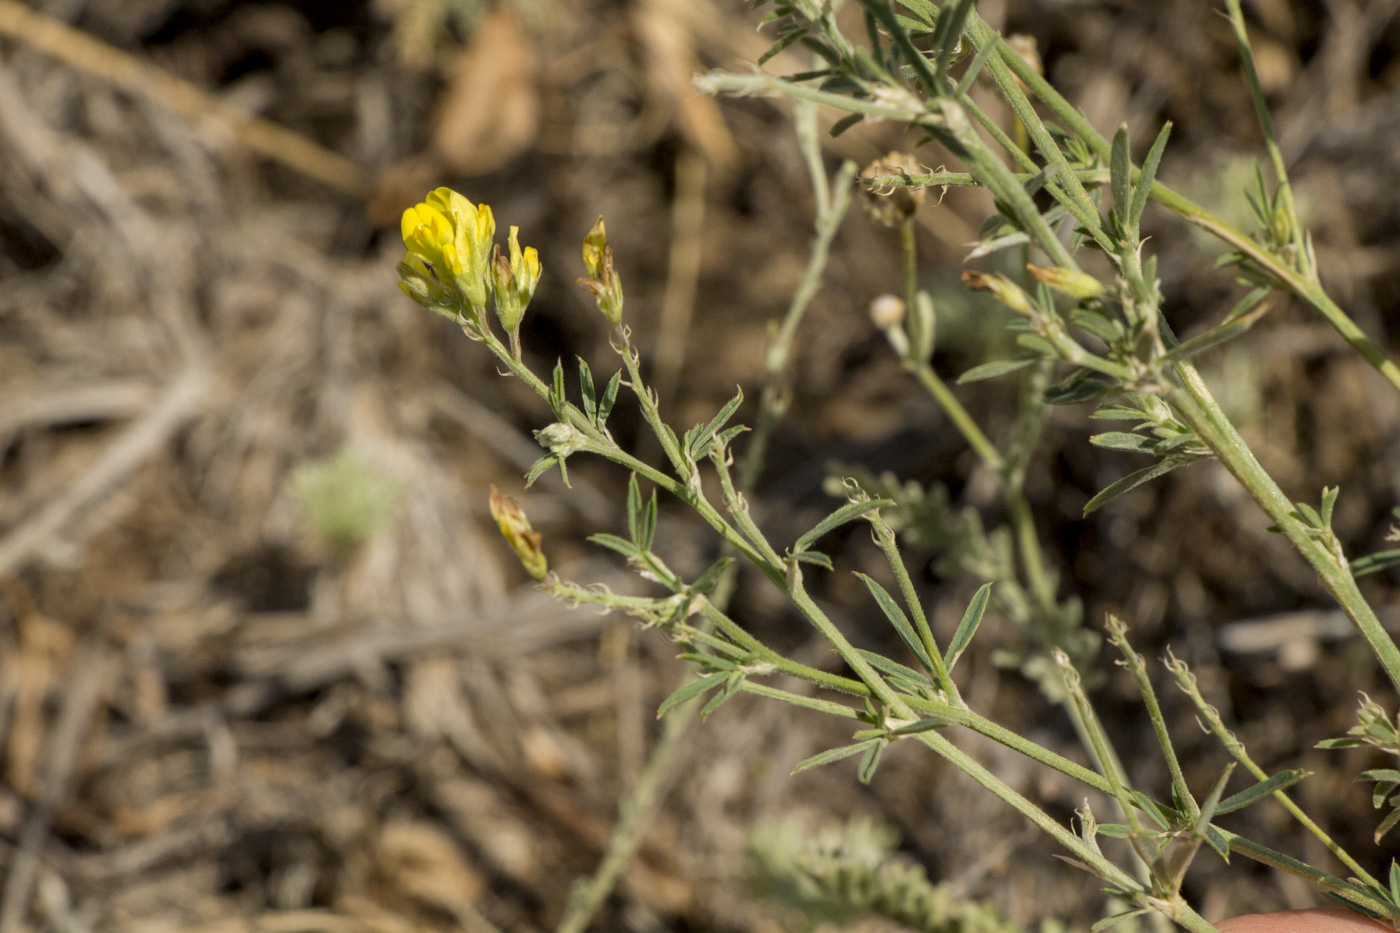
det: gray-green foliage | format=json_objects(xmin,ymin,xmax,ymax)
[{"xmin": 748, "ymin": 816, "xmax": 1018, "ymax": 933}]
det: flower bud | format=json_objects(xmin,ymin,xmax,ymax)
[
  {"xmin": 869, "ymin": 294, "xmax": 906, "ymax": 330},
  {"xmin": 576, "ymin": 216, "xmax": 623, "ymax": 326},
  {"xmin": 962, "ymin": 270, "xmax": 1033, "ymax": 315},
  {"xmin": 1027, "ymin": 264, "xmax": 1105, "ymax": 300},
  {"xmin": 869, "ymin": 294, "xmax": 909, "ymax": 358},
  {"xmin": 490, "ymin": 226, "xmax": 541, "ymax": 337},
  {"xmin": 488, "ymin": 485, "xmax": 548, "ymax": 581},
  {"xmin": 534, "ymin": 421, "xmax": 587, "ymax": 458}
]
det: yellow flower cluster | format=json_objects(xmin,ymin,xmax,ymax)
[{"xmin": 397, "ymin": 187, "xmax": 539, "ymax": 342}]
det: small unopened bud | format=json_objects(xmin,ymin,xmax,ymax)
[
  {"xmin": 962, "ymin": 270, "xmax": 1032, "ymax": 315},
  {"xmin": 1027, "ymin": 264, "xmax": 1104, "ymax": 300},
  {"xmin": 860, "ymin": 152, "xmax": 926, "ymax": 227},
  {"xmin": 534, "ymin": 421, "xmax": 587, "ymax": 458},
  {"xmin": 869, "ymin": 294, "xmax": 905, "ymax": 330},
  {"xmin": 577, "ymin": 216, "xmax": 624, "ymax": 326},
  {"xmin": 489, "ymin": 485, "xmax": 548, "ymax": 581},
  {"xmin": 869, "ymin": 294, "xmax": 909, "ymax": 358}
]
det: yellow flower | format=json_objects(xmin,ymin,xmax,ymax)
[
  {"xmin": 490, "ymin": 225, "xmax": 542, "ymax": 337},
  {"xmin": 399, "ymin": 187, "xmax": 496, "ymax": 317}
]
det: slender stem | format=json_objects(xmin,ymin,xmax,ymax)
[
  {"xmin": 871, "ymin": 515, "xmax": 961, "ymax": 703},
  {"xmin": 1168, "ymin": 362, "xmax": 1400, "ymax": 693},
  {"xmin": 1108, "ymin": 620, "xmax": 1196, "ymax": 821},
  {"xmin": 913, "ymin": 729, "xmax": 1143, "ymax": 892},
  {"xmin": 1166, "ymin": 653, "xmax": 1381, "ymax": 889},
  {"xmin": 1222, "ymin": 832, "xmax": 1399, "ymax": 922},
  {"xmin": 909, "ymin": 363, "xmax": 1005, "ymax": 469},
  {"xmin": 740, "ymin": 160, "xmax": 857, "ymax": 495},
  {"xmin": 1222, "ymin": 0, "xmax": 1301, "ymax": 255}
]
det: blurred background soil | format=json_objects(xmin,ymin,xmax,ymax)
[{"xmin": 2, "ymin": 0, "xmax": 1400, "ymax": 930}]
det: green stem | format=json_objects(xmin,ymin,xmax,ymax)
[
  {"xmin": 913, "ymin": 729, "xmax": 1142, "ymax": 892},
  {"xmin": 740, "ymin": 159, "xmax": 857, "ymax": 495},
  {"xmin": 910, "ymin": 363, "xmax": 1005, "ymax": 470},
  {"xmin": 1222, "ymin": 832, "xmax": 1399, "ymax": 922},
  {"xmin": 1169, "ymin": 362, "xmax": 1400, "ymax": 693}
]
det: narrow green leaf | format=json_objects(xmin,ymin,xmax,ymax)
[
  {"xmin": 829, "ymin": 112, "xmax": 863, "ymax": 138},
  {"xmin": 1130, "ymin": 791, "xmax": 1175, "ymax": 830},
  {"xmin": 691, "ymin": 556, "xmax": 734, "ymax": 595},
  {"xmin": 1084, "ymin": 459, "xmax": 1186, "ymax": 514},
  {"xmin": 895, "ymin": 0, "xmax": 939, "ymax": 27},
  {"xmin": 1091, "ymin": 406, "xmax": 1149, "ymax": 421},
  {"xmin": 1095, "ymin": 823, "xmax": 1133, "ymax": 839},
  {"xmin": 1377, "ymin": 808, "xmax": 1400, "ymax": 844},
  {"xmin": 551, "ymin": 360, "xmax": 567, "ymax": 416},
  {"xmin": 597, "ymin": 371, "xmax": 622, "ymax": 425},
  {"xmin": 1090, "ymin": 432, "xmax": 1156, "ymax": 454},
  {"xmin": 1351, "ymin": 548, "xmax": 1400, "ymax": 577},
  {"xmin": 524, "ymin": 455, "xmax": 558, "ymax": 487},
  {"xmin": 1388, "ymin": 859, "xmax": 1400, "ymax": 905},
  {"xmin": 802, "ymin": 33, "xmax": 846, "ymax": 64},
  {"xmin": 887, "ymin": 716, "xmax": 950, "ymax": 736},
  {"xmin": 1110, "ymin": 124, "xmax": 1131, "ymax": 222},
  {"xmin": 955, "ymin": 39, "xmax": 998, "ymax": 96},
  {"xmin": 589, "ymin": 533, "xmax": 644, "ymax": 560},
  {"xmin": 791, "ymin": 549, "xmax": 834, "ymax": 570},
  {"xmin": 855, "ymin": 572, "xmax": 933, "ymax": 672},
  {"xmin": 958, "ymin": 356, "xmax": 1038, "ymax": 383},
  {"xmin": 1070, "ymin": 309, "xmax": 1126, "ymax": 344},
  {"xmin": 1214, "ymin": 769, "xmax": 1309, "ymax": 815},
  {"xmin": 944, "ymin": 582, "xmax": 992, "ymax": 672},
  {"xmin": 857, "ymin": 740, "xmax": 885, "ymax": 784},
  {"xmin": 1128, "ymin": 122, "xmax": 1172, "ymax": 229},
  {"xmin": 578, "ymin": 357, "xmax": 597, "ymax": 421},
  {"xmin": 700, "ymin": 672, "xmax": 744, "ymax": 719},
  {"xmin": 627, "ymin": 473, "xmax": 643, "ymax": 546},
  {"xmin": 858, "ymin": 649, "xmax": 933, "ymax": 689},
  {"xmin": 1224, "ymin": 286, "xmax": 1272, "ymax": 323},
  {"xmin": 1161, "ymin": 300, "xmax": 1270, "ymax": 364},
  {"xmin": 1016, "ymin": 332, "xmax": 1058, "ymax": 357},
  {"xmin": 1295, "ymin": 502, "xmax": 1324, "ymax": 529},
  {"xmin": 1044, "ymin": 371, "xmax": 1111, "ymax": 404},
  {"xmin": 640, "ymin": 486, "xmax": 658, "ymax": 551},
  {"xmin": 678, "ymin": 653, "xmax": 737, "ymax": 672},
  {"xmin": 657, "ymin": 671, "xmax": 728, "ymax": 718},
  {"xmin": 1092, "ymin": 910, "xmax": 1151, "ymax": 933},
  {"xmin": 758, "ymin": 27, "xmax": 806, "ymax": 66},
  {"xmin": 793, "ymin": 498, "xmax": 894, "ymax": 553},
  {"xmin": 1321, "ymin": 486, "xmax": 1339, "ymax": 529},
  {"xmin": 688, "ymin": 388, "xmax": 745, "ymax": 460},
  {"xmin": 1192, "ymin": 763, "xmax": 1237, "ymax": 843},
  {"xmin": 792, "ymin": 739, "xmax": 879, "ymax": 775},
  {"xmin": 934, "ymin": 0, "xmax": 974, "ymax": 76}
]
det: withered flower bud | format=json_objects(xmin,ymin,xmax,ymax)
[
  {"xmin": 489, "ymin": 484, "xmax": 548, "ymax": 581},
  {"xmin": 962, "ymin": 270, "xmax": 1033, "ymax": 315}
]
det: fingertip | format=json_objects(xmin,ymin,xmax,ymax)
[{"xmin": 1217, "ymin": 909, "xmax": 1393, "ymax": 933}]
